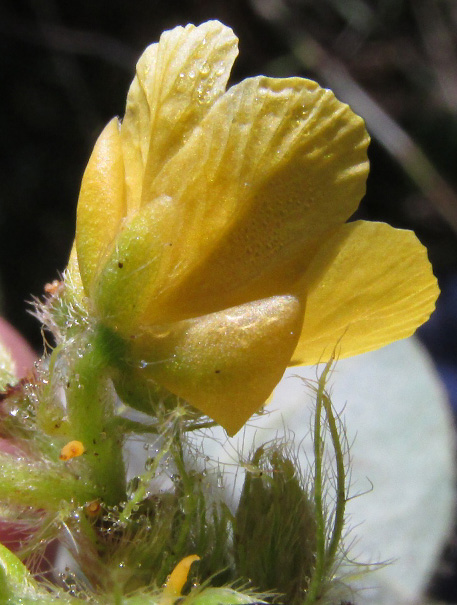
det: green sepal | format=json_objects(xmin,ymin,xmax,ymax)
[
  {"xmin": 112, "ymin": 365, "xmax": 176, "ymax": 417},
  {"xmin": 123, "ymin": 587, "xmax": 263, "ymax": 605},
  {"xmin": 0, "ymin": 542, "xmax": 39, "ymax": 602},
  {"xmin": 184, "ymin": 587, "xmax": 264, "ymax": 604},
  {"xmin": 93, "ymin": 202, "xmax": 165, "ymax": 334},
  {"xmin": 0, "ymin": 454, "xmax": 99, "ymax": 511}
]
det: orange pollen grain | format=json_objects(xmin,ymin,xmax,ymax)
[
  {"xmin": 44, "ymin": 280, "xmax": 64, "ymax": 296},
  {"xmin": 59, "ymin": 440, "xmax": 85, "ymax": 461}
]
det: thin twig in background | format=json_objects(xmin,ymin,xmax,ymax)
[
  {"xmin": 0, "ymin": 9, "xmax": 137, "ymax": 70},
  {"xmin": 251, "ymin": 0, "xmax": 457, "ymax": 236},
  {"xmin": 28, "ymin": 0, "xmax": 102, "ymax": 141},
  {"xmin": 411, "ymin": 0, "xmax": 457, "ymax": 113}
]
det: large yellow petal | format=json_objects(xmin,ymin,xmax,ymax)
[
  {"xmin": 129, "ymin": 296, "xmax": 304, "ymax": 435},
  {"xmin": 291, "ymin": 221, "xmax": 439, "ymax": 365},
  {"xmin": 138, "ymin": 76, "xmax": 369, "ymax": 324},
  {"xmin": 120, "ymin": 21, "xmax": 238, "ymax": 214},
  {"xmin": 75, "ymin": 118, "xmax": 126, "ymax": 294}
]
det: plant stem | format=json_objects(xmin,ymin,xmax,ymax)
[
  {"xmin": 65, "ymin": 327, "xmax": 126, "ymax": 506},
  {"xmin": 304, "ymin": 359, "xmax": 347, "ymax": 604},
  {"xmin": 322, "ymin": 392, "xmax": 346, "ymax": 566},
  {"xmin": 119, "ymin": 436, "xmax": 172, "ymax": 524},
  {"xmin": 304, "ymin": 362, "xmax": 330, "ymax": 604},
  {"xmin": 0, "ymin": 456, "xmax": 98, "ymax": 510}
]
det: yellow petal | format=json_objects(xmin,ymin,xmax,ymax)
[
  {"xmin": 76, "ymin": 118, "xmax": 126, "ymax": 294},
  {"xmin": 137, "ymin": 76, "xmax": 369, "ymax": 324},
  {"xmin": 120, "ymin": 21, "xmax": 238, "ymax": 214},
  {"xmin": 130, "ymin": 296, "xmax": 303, "ymax": 435},
  {"xmin": 163, "ymin": 555, "xmax": 200, "ymax": 598},
  {"xmin": 291, "ymin": 221, "xmax": 439, "ymax": 365}
]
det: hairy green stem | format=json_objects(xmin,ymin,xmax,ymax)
[
  {"xmin": 304, "ymin": 360, "xmax": 347, "ymax": 604},
  {"xmin": 171, "ymin": 426, "xmax": 196, "ymax": 554},
  {"xmin": 64, "ymin": 327, "xmax": 127, "ymax": 506},
  {"xmin": 304, "ymin": 363, "xmax": 330, "ymax": 604},
  {"xmin": 119, "ymin": 436, "xmax": 172, "ymax": 523},
  {"xmin": 0, "ymin": 455, "xmax": 98, "ymax": 510},
  {"xmin": 323, "ymin": 392, "xmax": 346, "ymax": 566}
]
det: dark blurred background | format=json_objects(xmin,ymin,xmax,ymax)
[{"xmin": 1, "ymin": 0, "xmax": 457, "ymax": 599}]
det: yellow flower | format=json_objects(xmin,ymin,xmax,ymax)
[{"xmin": 70, "ymin": 21, "xmax": 439, "ymax": 435}]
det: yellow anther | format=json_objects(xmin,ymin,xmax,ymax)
[
  {"xmin": 59, "ymin": 440, "xmax": 85, "ymax": 461},
  {"xmin": 163, "ymin": 554, "xmax": 200, "ymax": 598}
]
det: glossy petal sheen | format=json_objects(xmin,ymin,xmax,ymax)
[
  {"xmin": 137, "ymin": 76, "xmax": 369, "ymax": 323},
  {"xmin": 291, "ymin": 221, "xmax": 439, "ymax": 364},
  {"xmin": 130, "ymin": 296, "xmax": 303, "ymax": 435}
]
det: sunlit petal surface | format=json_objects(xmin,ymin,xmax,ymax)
[
  {"xmin": 130, "ymin": 296, "xmax": 303, "ymax": 435},
  {"xmin": 292, "ymin": 220, "xmax": 439, "ymax": 364},
  {"xmin": 120, "ymin": 21, "xmax": 238, "ymax": 215},
  {"xmin": 140, "ymin": 76, "xmax": 369, "ymax": 323},
  {"xmin": 76, "ymin": 118, "xmax": 126, "ymax": 292}
]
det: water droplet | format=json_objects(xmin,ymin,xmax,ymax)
[
  {"xmin": 145, "ymin": 457, "xmax": 155, "ymax": 471},
  {"xmin": 197, "ymin": 90, "xmax": 212, "ymax": 105},
  {"xmin": 176, "ymin": 72, "xmax": 187, "ymax": 92},
  {"xmin": 199, "ymin": 61, "xmax": 210, "ymax": 76}
]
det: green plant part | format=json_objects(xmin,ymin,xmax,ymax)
[
  {"xmin": 0, "ymin": 541, "xmax": 39, "ymax": 602},
  {"xmin": 235, "ymin": 446, "xmax": 317, "ymax": 604},
  {"xmin": 233, "ymin": 361, "xmax": 349, "ymax": 605},
  {"xmin": 304, "ymin": 361, "xmax": 349, "ymax": 605}
]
